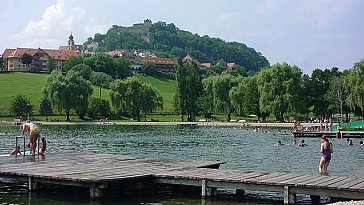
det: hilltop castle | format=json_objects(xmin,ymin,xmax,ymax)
[{"xmin": 115, "ymin": 19, "xmax": 154, "ymax": 43}]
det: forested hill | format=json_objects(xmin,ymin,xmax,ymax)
[{"xmin": 85, "ymin": 21, "xmax": 270, "ymax": 72}]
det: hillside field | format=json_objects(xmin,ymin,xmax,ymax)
[{"xmin": 0, "ymin": 72, "xmax": 176, "ymax": 116}]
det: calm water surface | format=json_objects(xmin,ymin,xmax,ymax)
[{"xmin": 0, "ymin": 125, "xmax": 363, "ymax": 205}]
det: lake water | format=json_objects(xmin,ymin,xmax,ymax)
[{"xmin": 0, "ymin": 125, "xmax": 363, "ymax": 204}]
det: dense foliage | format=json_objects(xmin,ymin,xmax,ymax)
[
  {"xmin": 85, "ymin": 21, "xmax": 269, "ymax": 72},
  {"xmin": 10, "ymin": 95, "xmax": 33, "ymax": 118},
  {"xmin": 43, "ymin": 70, "xmax": 93, "ymax": 121},
  {"xmin": 109, "ymin": 77, "xmax": 163, "ymax": 121},
  {"xmin": 174, "ymin": 60, "xmax": 203, "ymax": 122}
]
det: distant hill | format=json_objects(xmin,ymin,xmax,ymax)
[{"xmin": 84, "ymin": 20, "xmax": 269, "ymax": 72}]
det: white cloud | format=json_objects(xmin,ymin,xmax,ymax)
[
  {"xmin": 17, "ymin": 0, "xmax": 86, "ymax": 48},
  {"xmin": 83, "ymin": 18, "xmax": 109, "ymax": 36}
]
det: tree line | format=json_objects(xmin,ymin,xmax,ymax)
[
  {"xmin": 9, "ymin": 54, "xmax": 364, "ymax": 122},
  {"xmin": 175, "ymin": 59, "xmax": 364, "ymax": 122}
]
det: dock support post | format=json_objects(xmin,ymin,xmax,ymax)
[
  {"xmin": 28, "ymin": 176, "xmax": 39, "ymax": 191},
  {"xmin": 201, "ymin": 180, "xmax": 207, "ymax": 198},
  {"xmin": 236, "ymin": 189, "xmax": 245, "ymax": 197},
  {"xmin": 28, "ymin": 176, "xmax": 32, "ymax": 191},
  {"xmin": 284, "ymin": 186, "xmax": 296, "ymax": 204},
  {"xmin": 201, "ymin": 180, "xmax": 216, "ymax": 198},
  {"xmin": 90, "ymin": 187, "xmax": 102, "ymax": 198},
  {"xmin": 310, "ymin": 195, "xmax": 320, "ymax": 204}
]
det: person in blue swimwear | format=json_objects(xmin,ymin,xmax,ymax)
[{"xmin": 319, "ymin": 136, "xmax": 333, "ymax": 173}]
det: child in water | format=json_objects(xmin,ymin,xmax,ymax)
[{"xmin": 298, "ymin": 140, "xmax": 308, "ymax": 147}]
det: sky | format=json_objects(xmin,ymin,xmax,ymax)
[{"xmin": 1, "ymin": 0, "xmax": 364, "ymax": 73}]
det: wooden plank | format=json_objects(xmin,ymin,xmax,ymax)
[
  {"xmin": 326, "ymin": 177, "xmax": 361, "ymax": 189},
  {"xmin": 338, "ymin": 178, "xmax": 364, "ymax": 191},
  {"xmin": 275, "ymin": 174, "xmax": 320, "ymax": 186},
  {"xmin": 256, "ymin": 173, "xmax": 298, "ymax": 185},
  {"xmin": 348, "ymin": 181, "xmax": 364, "ymax": 191},
  {"xmin": 294, "ymin": 175, "xmax": 330, "ymax": 187},
  {"xmin": 252, "ymin": 172, "xmax": 291, "ymax": 184},
  {"xmin": 315, "ymin": 176, "xmax": 350, "ymax": 188},
  {"xmin": 306, "ymin": 176, "xmax": 342, "ymax": 187}
]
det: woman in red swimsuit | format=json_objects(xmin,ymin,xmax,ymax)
[{"xmin": 319, "ymin": 136, "xmax": 333, "ymax": 173}]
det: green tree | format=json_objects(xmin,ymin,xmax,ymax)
[
  {"xmin": 203, "ymin": 75, "xmax": 240, "ymax": 121},
  {"xmin": 47, "ymin": 57, "xmax": 56, "ymax": 72},
  {"xmin": 0, "ymin": 56, "xmax": 4, "ymax": 69},
  {"xmin": 325, "ymin": 70, "xmax": 347, "ymax": 121},
  {"xmin": 90, "ymin": 71, "xmax": 113, "ymax": 98},
  {"xmin": 257, "ymin": 63, "xmax": 302, "ymax": 122},
  {"xmin": 212, "ymin": 60, "xmax": 227, "ymax": 74},
  {"xmin": 229, "ymin": 82, "xmax": 245, "ymax": 116},
  {"xmin": 345, "ymin": 59, "xmax": 364, "ymax": 117},
  {"xmin": 63, "ymin": 56, "xmax": 85, "ymax": 72},
  {"xmin": 244, "ymin": 76, "xmax": 263, "ymax": 118},
  {"xmin": 185, "ymin": 61, "xmax": 203, "ymax": 121},
  {"xmin": 109, "ymin": 77, "xmax": 163, "ymax": 121},
  {"xmin": 71, "ymin": 64, "xmax": 93, "ymax": 80},
  {"xmin": 10, "ymin": 95, "xmax": 33, "ymax": 118},
  {"xmin": 174, "ymin": 60, "xmax": 203, "ymax": 121},
  {"xmin": 43, "ymin": 70, "xmax": 93, "ymax": 121},
  {"xmin": 141, "ymin": 84, "xmax": 163, "ymax": 121},
  {"xmin": 21, "ymin": 53, "xmax": 33, "ymax": 70},
  {"xmin": 143, "ymin": 61, "xmax": 158, "ymax": 76},
  {"xmin": 39, "ymin": 98, "xmax": 53, "ymax": 120},
  {"xmin": 175, "ymin": 59, "xmax": 187, "ymax": 121},
  {"xmin": 88, "ymin": 97, "xmax": 111, "ymax": 118},
  {"xmin": 84, "ymin": 53, "xmax": 116, "ymax": 77},
  {"xmin": 114, "ymin": 57, "xmax": 132, "ymax": 79}
]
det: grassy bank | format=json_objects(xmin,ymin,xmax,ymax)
[{"xmin": 0, "ymin": 72, "xmax": 176, "ymax": 116}]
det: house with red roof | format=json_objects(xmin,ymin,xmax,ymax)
[
  {"xmin": 130, "ymin": 57, "xmax": 178, "ymax": 74},
  {"xmin": 2, "ymin": 47, "xmax": 78, "ymax": 72}
]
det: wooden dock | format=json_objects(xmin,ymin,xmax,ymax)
[
  {"xmin": 292, "ymin": 131, "xmax": 364, "ymax": 138},
  {"xmin": 0, "ymin": 153, "xmax": 363, "ymax": 204}
]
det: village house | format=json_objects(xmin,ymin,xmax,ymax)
[
  {"xmin": 130, "ymin": 57, "xmax": 178, "ymax": 74},
  {"xmin": 2, "ymin": 47, "xmax": 78, "ymax": 72},
  {"xmin": 105, "ymin": 49, "xmax": 132, "ymax": 58}
]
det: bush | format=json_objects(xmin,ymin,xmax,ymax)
[
  {"xmin": 88, "ymin": 97, "xmax": 111, "ymax": 118},
  {"xmin": 10, "ymin": 95, "xmax": 33, "ymax": 118}
]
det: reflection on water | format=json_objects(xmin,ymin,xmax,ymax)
[{"xmin": 0, "ymin": 125, "xmax": 363, "ymax": 205}]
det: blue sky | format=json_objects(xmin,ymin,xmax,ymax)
[{"xmin": 1, "ymin": 0, "xmax": 363, "ymax": 73}]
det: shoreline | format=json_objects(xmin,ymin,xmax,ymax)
[{"xmin": 1, "ymin": 120, "xmax": 319, "ymax": 128}]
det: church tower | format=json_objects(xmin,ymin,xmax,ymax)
[{"xmin": 68, "ymin": 33, "xmax": 75, "ymax": 47}]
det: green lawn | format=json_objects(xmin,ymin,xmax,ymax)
[
  {"xmin": 135, "ymin": 75, "xmax": 177, "ymax": 113},
  {"xmin": 0, "ymin": 72, "xmax": 176, "ymax": 116},
  {"xmin": 0, "ymin": 72, "xmax": 48, "ymax": 116}
]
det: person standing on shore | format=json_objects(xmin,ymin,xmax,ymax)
[
  {"xmin": 319, "ymin": 136, "xmax": 333, "ymax": 173},
  {"xmin": 336, "ymin": 122, "xmax": 342, "ymax": 138},
  {"xmin": 20, "ymin": 122, "xmax": 40, "ymax": 156},
  {"xmin": 329, "ymin": 118, "xmax": 333, "ymax": 131}
]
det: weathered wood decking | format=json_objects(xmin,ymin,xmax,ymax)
[
  {"xmin": 292, "ymin": 131, "xmax": 364, "ymax": 138},
  {"xmin": 0, "ymin": 153, "xmax": 363, "ymax": 204}
]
